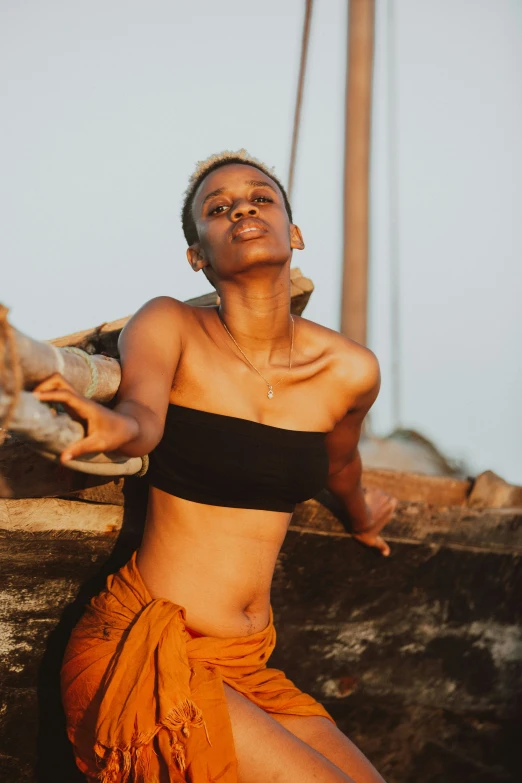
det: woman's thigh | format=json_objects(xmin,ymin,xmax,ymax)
[
  {"xmin": 223, "ymin": 684, "xmax": 356, "ymax": 783},
  {"xmin": 272, "ymin": 713, "xmax": 385, "ymax": 783}
]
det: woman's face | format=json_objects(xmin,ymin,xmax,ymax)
[{"xmin": 187, "ymin": 163, "xmax": 304, "ymax": 285}]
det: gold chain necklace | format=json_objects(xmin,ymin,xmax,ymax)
[{"xmin": 219, "ymin": 313, "xmax": 295, "ymax": 399}]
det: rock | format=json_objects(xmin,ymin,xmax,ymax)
[{"xmin": 468, "ymin": 471, "xmax": 522, "ymax": 509}]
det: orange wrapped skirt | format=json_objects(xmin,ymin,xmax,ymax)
[{"xmin": 61, "ymin": 551, "xmax": 334, "ymax": 782}]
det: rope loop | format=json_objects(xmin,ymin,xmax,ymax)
[
  {"xmin": 135, "ymin": 454, "xmax": 149, "ymax": 477},
  {"xmin": 62, "ymin": 346, "xmax": 99, "ymax": 398}
]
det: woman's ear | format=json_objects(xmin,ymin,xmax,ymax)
[
  {"xmin": 186, "ymin": 244, "xmax": 209, "ymax": 272},
  {"xmin": 290, "ymin": 224, "xmax": 305, "ymax": 251}
]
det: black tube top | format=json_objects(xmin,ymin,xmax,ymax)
[{"xmin": 147, "ymin": 404, "xmax": 330, "ymax": 512}]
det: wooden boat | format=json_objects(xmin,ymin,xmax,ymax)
[{"xmin": 1, "ymin": 273, "xmax": 521, "ymax": 783}]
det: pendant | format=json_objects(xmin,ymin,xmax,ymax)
[{"xmin": 267, "ymin": 386, "xmax": 274, "ymax": 399}]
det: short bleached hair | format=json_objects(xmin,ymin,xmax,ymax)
[{"xmin": 181, "ymin": 149, "xmax": 293, "ymax": 246}]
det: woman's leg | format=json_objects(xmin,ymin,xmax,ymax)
[
  {"xmin": 224, "ymin": 684, "xmax": 356, "ymax": 783},
  {"xmin": 272, "ymin": 713, "xmax": 385, "ymax": 783}
]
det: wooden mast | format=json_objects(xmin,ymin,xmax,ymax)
[{"xmin": 340, "ymin": 0, "xmax": 375, "ymax": 345}]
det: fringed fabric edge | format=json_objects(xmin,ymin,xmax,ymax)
[{"xmin": 94, "ymin": 697, "xmax": 211, "ymax": 782}]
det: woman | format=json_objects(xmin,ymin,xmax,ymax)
[{"xmin": 34, "ymin": 150, "xmax": 397, "ymax": 783}]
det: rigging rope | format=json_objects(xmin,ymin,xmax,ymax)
[{"xmin": 287, "ymin": 0, "xmax": 314, "ymax": 201}]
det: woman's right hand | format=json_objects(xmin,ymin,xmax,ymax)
[{"xmin": 32, "ymin": 372, "xmax": 140, "ymax": 463}]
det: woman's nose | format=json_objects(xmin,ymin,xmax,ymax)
[{"xmin": 231, "ymin": 200, "xmax": 259, "ymax": 220}]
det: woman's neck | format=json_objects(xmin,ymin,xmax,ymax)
[{"xmin": 216, "ymin": 279, "xmax": 294, "ymax": 367}]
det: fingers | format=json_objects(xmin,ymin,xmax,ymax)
[
  {"xmin": 60, "ymin": 433, "xmax": 103, "ymax": 462},
  {"xmin": 374, "ymin": 535, "xmax": 391, "ymax": 557},
  {"xmin": 33, "ymin": 372, "xmax": 75, "ymax": 393},
  {"xmin": 33, "ymin": 386, "xmax": 93, "ymax": 421},
  {"xmin": 33, "ymin": 373, "xmax": 91, "ymax": 418},
  {"xmin": 32, "ymin": 373, "xmax": 121, "ymax": 463},
  {"xmin": 354, "ymin": 491, "xmax": 396, "ymax": 557},
  {"xmin": 32, "ymin": 378, "xmax": 98, "ymax": 457},
  {"xmin": 352, "ymin": 531, "xmax": 391, "ymax": 558}
]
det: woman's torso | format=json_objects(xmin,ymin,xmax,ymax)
[{"xmin": 136, "ymin": 303, "xmax": 352, "ymax": 637}]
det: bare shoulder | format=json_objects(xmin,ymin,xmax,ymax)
[
  {"xmin": 298, "ymin": 315, "xmax": 380, "ymax": 405},
  {"xmin": 331, "ymin": 334, "xmax": 380, "ymax": 400},
  {"xmin": 122, "ymin": 295, "xmax": 190, "ymax": 327},
  {"xmin": 119, "ymin": 295, "xmax": 194, "ymax": 344}
]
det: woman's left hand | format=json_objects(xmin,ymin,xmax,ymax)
[{"xmin": 352, "ymin": 489, "xmax": 398, "ymax": 557}]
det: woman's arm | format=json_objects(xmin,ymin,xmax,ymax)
[
  {"xmin": 32, "ymin": 297, "xmax": 184, "ymax": 462},
  {"xmin": 324, "ymin": 345, "xmax": 397, "ymax": 556},
  {"xmin": 113, "ymin": 296, "xmax": 184, "ymax": 456}
]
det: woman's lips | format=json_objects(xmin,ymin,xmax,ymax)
[{"xmin": 231, "ymin": 220, "xmax": 268, "ymax": 241}]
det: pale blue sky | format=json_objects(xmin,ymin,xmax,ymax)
[{"xmin": 2, "ymin": 0, "xmax": 521, "ymax": 482}]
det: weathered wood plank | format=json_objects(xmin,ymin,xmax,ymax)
[
  {"xmin": 272, "ymin": 532, "xmax": 522, "ymax": 709},
  {"xmin": 0, "ymin": 497, "xmax": 123, "ymax": 534},
  {"xmin": 360, "ymin": 467, "xmax": 471, "ymax": 506}
]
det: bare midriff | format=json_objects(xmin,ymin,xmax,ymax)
[{"xmin": 136, "ymin": 486, "xmax": 292, "ymax": 638}]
